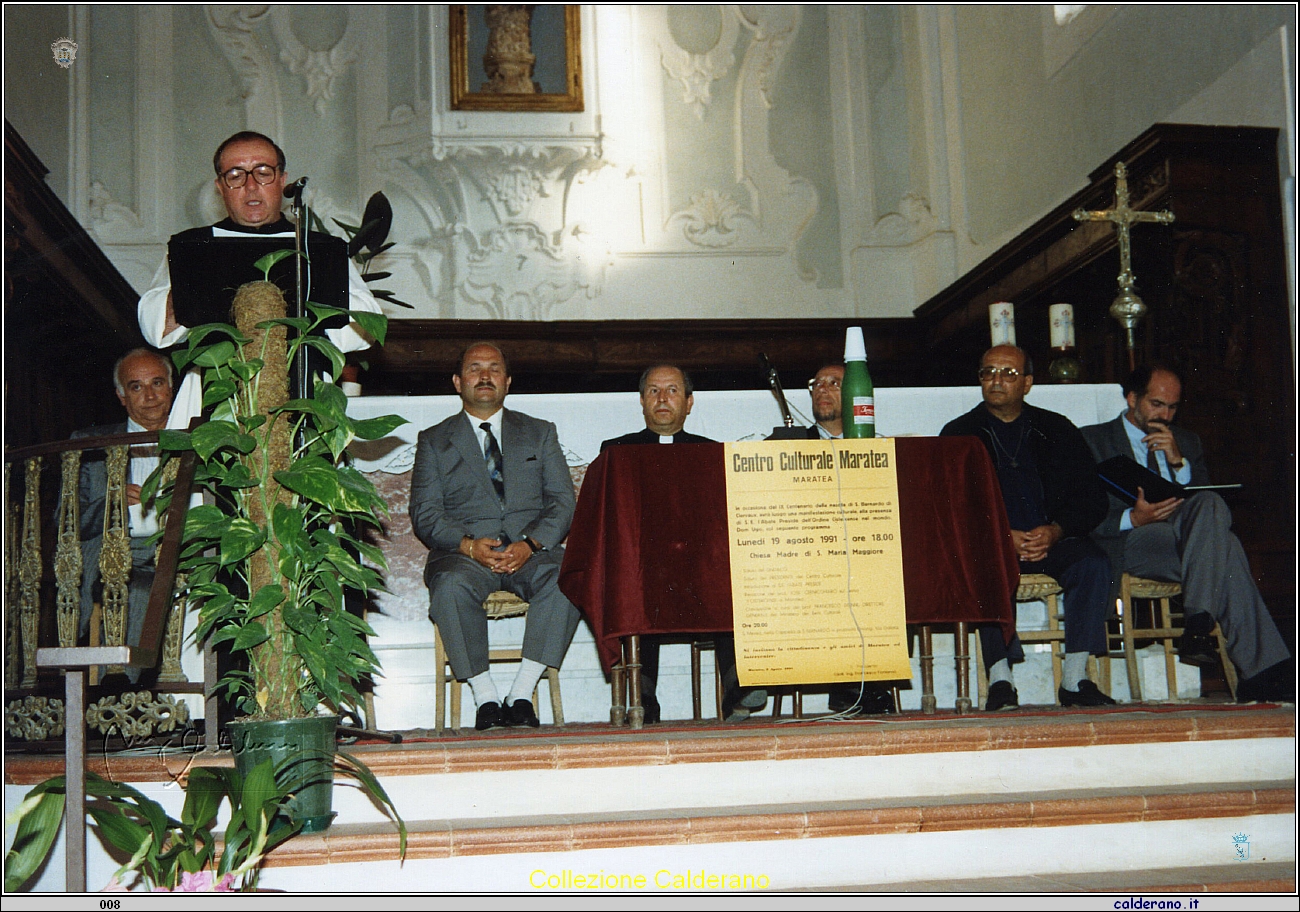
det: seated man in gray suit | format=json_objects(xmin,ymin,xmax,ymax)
[
  {"xmin": 1081, "ymin": 365, "xmax": 1291, "ymax": 702},
  {"xmin": 74, "ymin": 347, "xmax": 175, "ymax": 684},
  {"xmin": 411, "ymin": 342, "xmax": 582, "ymax": 730}
]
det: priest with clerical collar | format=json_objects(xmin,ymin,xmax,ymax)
[{"xmin": 136, "ymin": 131, "xmax": 382, "ymax": 426}]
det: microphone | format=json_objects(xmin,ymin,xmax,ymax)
[
  {"xmin": 759, "ymin": 353, "xmax": 795, "ymax": 428},
  {"xmin": 284, "ymin": 176, "xmax": 308, "ymax": 199}
]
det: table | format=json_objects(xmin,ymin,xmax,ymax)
[{"xmin": 558, "ymin": 437, "xmax": 1019, "ymax": 724}]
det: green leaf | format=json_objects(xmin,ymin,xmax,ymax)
[
  {"xmin": 158, "ymin": 429, "xmax": 193, "ymax": 452},
  {"xmin": 181, "ymin": 768, "xmax": 225, "ymax": 831},
  {"xmin": 220, "ymin": 517, "xmax": 266, "ymax": 565},
  {"xmin": 361, "ymin": 270, "xmax": 392, "ymax": 282},
  {"xmin": 202, "ymin": 377, "xmax": 239, "ymax": 409},
  {"xmin": 192, "ymin": 420, "xmax": 255, "ymax": 460},
  {"xmin": 194, "ymin": 340, "xmax": 239, "ymax": 368},
  {"xmin": 352, "ymin": 311, "xmax": 388, "ymax": 345},
  {"xmin": 298, "ymin": 335, "xmax": 345, "ymax": 380},
  {"xmin": 4, "ymin": 786, "xmax": 65, "ymax": 892},
  {"xmin": 232, "ymin": 620, "xmax": 269, "ymax": 651},
  {"xmin": 351, "ymin": 414, "xmax": 408, "ymax": 440},
  {"xmin": 86, "ymin": 805, "xmax": 151, "ymax": 860},
  {"xmin": 275, "ymin": 458, "xmax": 341, "ymax": 508},
  {"xmin": 254, "ymin": 248, "xmax": 299, "ymax": 280},
  {"xmin": 246, "ymin": 584, "xmax": 286, "ymax": 620},
  {"xmin": 336, "ymin": 750, "xmax": 407, "ymax": 859}
]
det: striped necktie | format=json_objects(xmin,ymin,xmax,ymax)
[{"xmin": 481, "ymin": 422, "xmax": 505, "ymax": 503}]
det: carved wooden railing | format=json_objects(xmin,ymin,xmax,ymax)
[{"xmin": 3, "ymin": 432, "xmax": 212, "ymax": 749}]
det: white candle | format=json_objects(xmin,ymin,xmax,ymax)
[
  {"xmin": 989, "ymin": 301, "xmax": 1016, "ymax": 346},
  {"xmin": 1049, "ymin": 303, "xmax": 1075, "ymax": 349}
]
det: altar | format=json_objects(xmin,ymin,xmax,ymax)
[{"xmin": 348, "ymin": 383, "xmax": 1129, "ymax": 728}]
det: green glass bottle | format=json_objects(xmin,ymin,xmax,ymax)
[{"xmin": 841, "ymin": 326, "xmax": 875, "ymax": 438}]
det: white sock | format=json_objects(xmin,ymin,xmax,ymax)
[
  {"xmin": 988, "ymin": 659, "xmax": 1014, "ymax": 686},
  {"xmin": 1062, "ymin": 651, "xmax": 1089, "ymax": 691},
  {"xmin": 507, "ymin": 658, "xmax": 547, "ymax": 705},
  {"xmin": 467, "ymin": 671, "xmax": 499, "ymax": 707}
]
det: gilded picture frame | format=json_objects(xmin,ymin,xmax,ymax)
[{"xmin": 449, "ymin": 5, "xmax": 583, "ymax": 112}]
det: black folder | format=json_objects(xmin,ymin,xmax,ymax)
[
  {"xmin": 168, "ymin": 231, "xmax": 349, "ymax": 330},
  {"xmin": 1095, "ymin": 455, "xmax": 1241, "ymax": 505}
]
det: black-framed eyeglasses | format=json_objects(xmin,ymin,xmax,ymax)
[
  {"xmin": 808, "ymin": 377, "xmax": 842, "ymax": 391},
  {"xmin": 219, "ymin": 164, "xmax": 280, "ymax": 189},
  {"xmin": 978, "ymin": 366, "xmax": 1022, "ymax": 381}
]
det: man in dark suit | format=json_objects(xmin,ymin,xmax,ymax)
[
  {"xmin": 1081, "ymin": 365, "xmax": 1291, "ymax": 702},
  {"xmin": 74, "ymin": 347, "xmax": 175, "ymax": 684},
  {"xmin": 940, "ymin": 345, "xmax": 1116, "ymax": 711},
  {"xmin": 600, "ymin": 365, "xmax": 740, "ymax": 722},
  {"xmin": 410, "ymin": 342, "xmax": 582, "ymax": 730}
]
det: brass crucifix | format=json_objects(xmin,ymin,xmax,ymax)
[{"xmin": 1072, "ymin": 161, "xmax": 1174, "ymax": 368}]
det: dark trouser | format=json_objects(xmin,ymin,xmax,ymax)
[{"xmin": 980, "ymin": 535, "xmax": 1112, "ymax": 668}]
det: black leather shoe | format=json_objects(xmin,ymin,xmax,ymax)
[
  {"xmin": 1059, "ymin": 680, "xmax": 1117, "ymax": 707},
  {"xmin": 722, "ymin": 687, "xmax": 767, "ymax": 723},
  {"xmin": 475, "ymin": 701, "xmax": 506, "ymax": 731},
  {"xmin": 985, "ymin": 680, "xmax": 1019, "ymax": 712},
  {"xmin": 1176, "ymin": 632, "xmax": 1220, "ymax": 669},
  {"xmin": 504, "ymin": 698, "xmax": 540, "ymax": 727},
  {"xmin": 829, "ymin": 684, "xmax": 895, "ymax": 715},
  {"xmin": 641, "ymin": 693, "xmax": 661, "ymax": 724}
]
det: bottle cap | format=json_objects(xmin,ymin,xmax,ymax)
[{"xmin": 843, "ymin": 326, "xmax": 866, "ymax": 362}]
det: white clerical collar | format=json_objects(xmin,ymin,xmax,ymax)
[
  {"xmin": 212, "ymin": 225, "xmax": 294, "ymax": 238},
  {"xmin": 658, "ymin": 434, "xmax": 674, "ymax": 443}
]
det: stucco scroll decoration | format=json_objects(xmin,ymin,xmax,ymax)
[
  {"xmin": 456, "ymin": 221, "xmax": 604, "ymax": 320},
  {"xmin": 657, "ymin": 6, "xmax": 740, "ymax": 119},
  {"xmin": 206, "ymin": 5, "xmax": 283, "ymax": 137},
  {"xmin": 672, "ymin": 189, "xmax": 754, "ymax": 248},
  {"xmin": 87, "ymin": 180, "xmax": 144, "ymax": 242},
  {"xmin": 865, "ymin": 193, "xmax": 938, "ymax": 247},
  {"xmin": 270, "ymin": 6, "xmax": 359, "ymax": 116}
]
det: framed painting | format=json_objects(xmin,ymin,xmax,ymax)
[{"xmin": 449, "ymin": 5, "xmax": 583, "ymax": 112}]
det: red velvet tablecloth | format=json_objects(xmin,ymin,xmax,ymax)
[{"xmin": 559, "ymin": 438, "xmax": 1018, "ymax": 672}]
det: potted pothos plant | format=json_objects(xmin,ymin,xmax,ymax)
[{"xmin": 149, "ymin": 248, "xmax": 407, "ymax": 834}]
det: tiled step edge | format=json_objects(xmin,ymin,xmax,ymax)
[
  {"xmin": 6, "ymin": 705, "xmax": 1292, "ymax": 785},
  {"xmin": 261, "ymin": 783, "xmax": 1294, "ymax": 867}
]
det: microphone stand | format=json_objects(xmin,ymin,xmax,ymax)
[
  {"xmin": 760, "ymin": 353, "xmax": 809, "ymax": 440},
  {"xmin": 290, "ymin": 181, "xmax": 310, "ymax": 405}
]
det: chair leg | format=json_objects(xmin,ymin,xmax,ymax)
[
  {"xmin": 611, "ymin": 660, "xmax": 626, "ymax": 726},
  {"xmin": 434, "ymin": 625, "xmax": 448, "ymax": 733},
  {"xmin": 364, "ymin": 691, "xmax": 378, "ymax": 731},
  {"xmin": 690, "ymin": 641, "xmax": 703, "ymax": 722},
  {"xmin": 974, "ymin": 627, "xmax": 988, "ymax": 709},
  {"xmin": 545, "ymin": 666, "xmax": 565, "ymax": 725},
  {"xmin": 713, "ymin": 649, "xmax": 723, "ymax": 720},
  {"xmin": 1046, "ymin": 592, "xmax": 1064, "ymax": 701},
  {"xmin": 1159, "ymin": 596, "xmax": 1181, "ymax": 702},
  {"xmin": 918, "ymin": 625, "xmax": 936, "ymax": 714},
  {"xmin": 1121, "ymin": 578, "xmax": 1143, "ymax": 703},
  {"xmin": 1213, "ymin": 624, "xmax": 1238, "ymax": 700}
]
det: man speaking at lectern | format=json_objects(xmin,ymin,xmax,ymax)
[{"xmin": 136, "ymin": 131, "xmax": 381, "ymax": 421}]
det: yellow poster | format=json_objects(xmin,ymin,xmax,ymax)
[{"xmin": 724, "ymin": 439, "xmax": 911, "ymax": 687}]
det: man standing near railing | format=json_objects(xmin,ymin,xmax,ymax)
[{"xmin": 72, "ymin": 347, "xmax": 174, "ymax": 684}]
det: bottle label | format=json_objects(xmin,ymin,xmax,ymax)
[{"xmin": 851, "ymin": 396, "xmax": 875, "ymax": 425}]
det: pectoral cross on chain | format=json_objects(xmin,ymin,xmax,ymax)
[{"xmin": 1072, "ymin": 161, "xmax": 1174, "ymax": 367}]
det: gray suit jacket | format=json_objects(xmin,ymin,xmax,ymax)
[
  {"xmin": 409, "ymin": 408, "xmax": 574, "ymax": 559},
  {"xmin": 1080, "ymin": 414, "xmax": 1210, "ymax": 588}
]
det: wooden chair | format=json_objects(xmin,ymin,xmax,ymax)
[
  {"xmin": 1119, "ymin": 573, "xmax": 1236, "ymax": 702},
  {"xmin": 433, "ymin": 591, "xmax": 565, "ymax": 733},
  {"xmin": 976, "ymin": 574, "xmax": 1104, "ymax": 706},
  {"xmin": 611, "ymin": 637, "xmax": 723, "ymax": 723}
]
